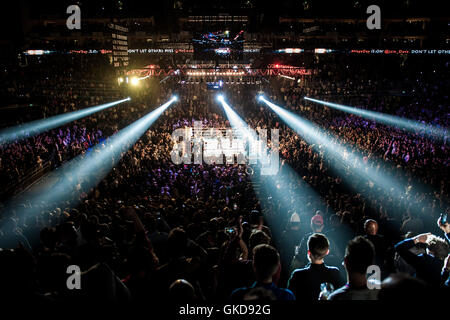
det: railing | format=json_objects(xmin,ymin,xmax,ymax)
[{"xmin": 1, "ymin": 161, "xmax": 52, "ymax": 200}]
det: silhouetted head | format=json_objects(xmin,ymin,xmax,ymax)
[{"xmin": 169, "ymin": 279, "xmax": 195, "ymax": 301}]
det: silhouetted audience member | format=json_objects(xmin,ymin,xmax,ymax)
[
  {"xmin": 378, "ymin": 274, "xmax": 432, "ymax": 300},
  {"xmin": 169, "ymin": 279, "xmax": 196, "ymax": 302},
  {"xmin": 291, "ymin": 213, "xmax": 340, "ymax": 270},
  {"xmin": 79, "ymin": 262, "xmax": 131, "ymax": 302},
  {"xmin": 0, "ymin": 247, "xmax": 43, "ymax": 301},
  {"xmin": 153, "ymin": 228, "xmax": 204, "ymax": 300},
  {"xmin": 363, "ymin": 219, "xmax": 388, "ymax": 273},
  {"xmin": 243, "ymin": 287, "xmax": 276, "ymax": 301},
  {"xmin": 0, "ymin": 54, "xmax": 448, "ymax": 304},
  {"xmin": 288, "ymin": 233, "xmax": 344, "ymax": 300},
  {"xmin": 0, "ymin": 217, "xmax": 32, "ymax": 252},
  {"xmin": 328, "ymin": 236, "xmax": 378, "ymax": 300},
  {"xmin": 395, "ymin": 233, "xmax": 449, "ymax": 286},
  {"xmin": 442, "ymin": 254, "xmax": 450, "ymax": 287}
]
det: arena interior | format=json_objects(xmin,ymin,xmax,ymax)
[{"xmin": 0, "ymin": 0, "xmax": 449, "ymax": 311}]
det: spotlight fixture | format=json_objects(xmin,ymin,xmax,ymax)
[{"xmin": 130, "ymin": 77, "xmax": 139, "ymax": 86}]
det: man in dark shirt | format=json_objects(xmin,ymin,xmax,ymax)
[
  {"xmin": 442, "ymin": 255, "xmax": 450, "ymax": 287},
  {"xmin": 231, "ymin": 244, "xmax": 295, "ymax": 301},
  {"xmin": 279, "ymin": 212, "xmax": 305, "ymax": 281},
  {"xmin": 363, "ymin": 219, "xmax": 388, "ymax": 274},
  {"xmin": 291, "ymin": 213, "xmax": 342, "ymax": 271},
  {"xmin": 288, "ymin": 233, "xmax": 344, "ymax": 301},
  {"xmin": 328, "ymin": 236, "xmax": 379, "ymax": 300}
]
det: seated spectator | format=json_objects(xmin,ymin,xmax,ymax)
[
  {"xmin": 288, "ymin": 233, "xmax": 344, "ymax": 300},
  {"xmin": 231, "ymin": 244, "xmax": 295, "ymax": 301},
  {"xmin": 328, "ymin": 236, "xmax": 379, "ymax": 300}
]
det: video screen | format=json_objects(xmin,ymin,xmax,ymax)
[{"xmin": 193, "ymin": 30, "xmax": 244, "ymax": 60}]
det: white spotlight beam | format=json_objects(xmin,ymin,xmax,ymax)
[
  {"xmin": 304, "ymin": 97, "xmax": 448, "ymax": 142},
  {"xmin": 218, "ymin": 95, "xmax": 259, "ymax": 142},
  {"xmin": 0, "ymin": 97, "xmax": 131, "ymax": 145},
  {"xmin": 217, "ymin": 95, "xmax": 331, "ymax": 217},
  {"xmin": 9, "ymin": 97, "xmax": 177, "ymax": 220},
  {"xmin": 260, "ymin": 96, "xmax": 434, "ymax": 216}
]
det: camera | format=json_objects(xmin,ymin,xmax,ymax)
[{"xmin": 225, "ymin": 227, "xmax": 236, "ymax": 236}]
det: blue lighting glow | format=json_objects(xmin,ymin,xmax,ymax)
[
  {"xmin": 0, "ymin": 97, "xmax": 131, "ymax": 145},
  {"xmin": 4, "ymin": 97, "xmax": 177, "ymax": 222},
  {"xmin": 217, "ymin": 94, "xmax": 332, "ymax": 221},
  {"xmin": 304, "ymin": 97, "xmax": 448, "ymax": 142}
]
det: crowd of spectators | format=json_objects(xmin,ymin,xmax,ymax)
[{"xmin": 0, "ymin": 53, "xmax": 449, "ymax": 303}]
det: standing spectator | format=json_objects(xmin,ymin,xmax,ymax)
[
  {"xmin": 394, "ymin": 232, "xmax": 427, "ymax": 277},
  {"xmin": 169, "ymin": 279, "xmax": 197, "ymax": 302},
  {"xmin": 288, "ymin": 233, "xmax": 344, "ymax": 300},
  {"xmin": 394, "ymin": 233, "xmax": 449, "ymax": 287},
  {"xmin": 291, "ymin": 213, "xmax": 338, "ymax": 270},
  {"xmin": 378, "ymin": 273, "xmax": 432, "ymax": 300},
  {"xmin": 363, "ymin": 219, "xmax": 388, "ymax": 276},
  {"xmin": 328, "ymin": 236, "xmax": 379, "ymax": 300},
  {"xmin": 401, "ymin": 211, "xmax": 424, "ymax": 235},
  {"xmin": 279, "ymin": 212, "xmax": 305, "ymax": 281},
  {"xmin": 231, "ymin": 244, "xmax": 295, "ymax": 301}
]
